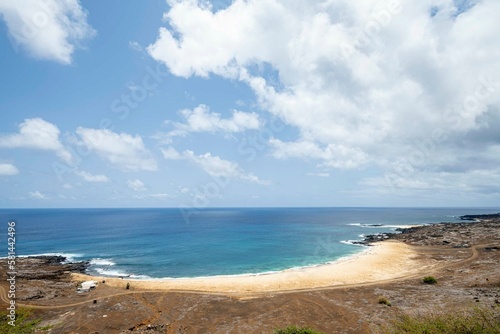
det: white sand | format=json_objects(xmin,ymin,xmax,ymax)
[{"xmin": 72, "ymin": 241, "xmax": 424, "ymax": 295}]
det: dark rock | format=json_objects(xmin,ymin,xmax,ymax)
[
  {"xmin": 31, "ymin": 255, "xmax": 67, "ymax": 264},
  {"xmin": 64, "ymin": 261, "xmax": 90, "ymax": 273},
  {"xmin": 460, "ymin": 213, "xmax": 500, "ymax": 220},
  {"xmin": 357, "ymin": 215, "xmax": 500, "ymax": 247},
  {"xmin": 9, "ymin": 256, "xmax": 89, "ymax": 281},
  {"xmin": 22, "ymin": 288, "xmax": 44, "ymax": 300}
]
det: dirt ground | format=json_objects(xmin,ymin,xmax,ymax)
[{"xmin": 1, "ymin": 219, "xmax": 499, "ymax": 333}]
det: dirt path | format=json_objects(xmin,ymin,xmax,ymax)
[{"xmin": 0, "ymin": 243, "xmax": 489, "ymax": 311}]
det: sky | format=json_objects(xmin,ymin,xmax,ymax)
[{"xmin": 0, "ymin": 0, "xmax": 499, "ymax": 208}]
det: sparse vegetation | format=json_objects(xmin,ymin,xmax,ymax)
[
  {"xmin": 423, "ymin": 276, "xmax": 438, "ymax": 284},
  {"xmin": 378, "ymin": 297, "xmax": 392, "ymax": 306},
  {"xmin": 0, "ymin": 307, "xmax": 41, "ymax": 333},
  {"xmin": 377, "ymin": 306, "xmax": 500, "ymax": 334},
  {"xmin": 274, "ymin": 325, "xmax": 324, "ymax": 334}
]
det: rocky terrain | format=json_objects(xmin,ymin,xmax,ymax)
[
  {"xmin": 460, "ymin": 213, "xmax": 500, "ymax": 220},
  {"xmin": 9, "ymin": 256, "xmax": 88, "ymax": 302},
  {"xmin": 15, "ymin": 256, "xmax": 89, "ymax": 280},
  {"xmin": 1, "ymin": 217, "xmax": 499, "ymax": 333},
  {"xmin": 358, "ymin": 215, "xmax": 500, "ymax": 247}
]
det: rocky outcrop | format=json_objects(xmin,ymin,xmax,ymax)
[
  {"xmin": 460, "ymin": 213, "xmax": 500, "ymax": 220},
  {"xmin": 1, "ymin": 255, "xmax": 90, "ymax": 302},
  {"xmin": 14, "ymin": 256, "xmax": 89, "ymax": 280},
  {"xmin": 359, "ymin": 218, "xmax": 500, "ymax": 247}
]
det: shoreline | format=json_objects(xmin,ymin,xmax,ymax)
[
  {"xmin": 75, "ymin": 224, "xmax": 430, "ymax": 283},
  {"xmin": 72, "ymin": 240, "xmax": 425, "ymax": 294},
  {"xmin": 2, "ymin": 214, "xmax": 498, "ymax": 333},
  {"xmin": 88, "ymin": 244, "xmax": 372, "ymax": 281}
]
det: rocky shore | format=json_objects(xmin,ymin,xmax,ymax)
[
  {"xmin": 460, "ymin": 212, "xmax": 500, "ymax": 220},
  {"xmin": 15, "ymin": 256, "xmax": 89, "ymax": 280},
  {"xmin": 11, "ymin": 256, "xmax": 89, "ymax": 301},
  {"xmin": 357, "ymin": 215, "xmax": 500, "ymax": 247}
]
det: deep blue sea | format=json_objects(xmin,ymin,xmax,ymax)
[{"xmin": 0, "ymin": 207, "xmax": 497, "ymax": 279}]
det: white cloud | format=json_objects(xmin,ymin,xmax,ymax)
[
  {"xmin": 147, "ymin": 0, "xmax": 293, "ymax": 78},
  {"xmin": 134, "ymin": 193, "xmax": 169, "ymax": 200},
  {"xmin": 63, "ymin": 183, "xmax": 73, "ymax": 189},
  {"xmin": 270, "ymin": 138, "xmax": 368, "ymax": 169},
  {"xmin": 161, "ymin": 147, "xmax": 182, "ymax": 160},
  {"xmin": 163, "ymin": 147, "xmax": 269, "ymax": 185},
  {"xmin": 0, "ymin": 163, "xmax": 19, "ymax": 175},
  {"xmin": 149, "ymin": 0, "xmax": 500, "ymax": 195},
  {"xmin": 165, "ymin": 104, "xmax": 261, "ymax": 141},
  {"xmin": 361, "ymin": 167, "xmax": 500, "ymax": 197},
  {"xmin": 185, "ymin": 150, "xmax": 239, "ymax": 177},
  {"xmin": 75, "ymin": 169, "xmax": 109, "ymax": 183},
  {"xmin": 76, "ymin": 128, "xmax": 157, "ymax": 171},
  {"xmin": 185, "ymin": 150, "xmax": 269, "ymax": 184},
  {"xmin": 0, "ymin": 118, "xmax": 73, "ymax": 163},
  {"xmin": 127, "ymin": 179, "xmax": 147, "ymax": 192},
  {"xmin": 29, "ymin": 190, "xmax": 47, "ymax": 200},
  {"xmin": 0, "ymin": 0, "xmax": 95, "ymax": 64}
]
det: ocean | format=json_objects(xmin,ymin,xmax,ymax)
[{"xmin": 0, "ymin": 207, "xmax": 497, "ymax": 279}]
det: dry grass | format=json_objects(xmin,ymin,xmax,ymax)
[{"xmin": 376, "ymin": 306, "xmax": 500, "ymax": 334}]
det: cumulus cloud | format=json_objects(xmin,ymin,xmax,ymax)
[
  {"xmin": 0, "ymin": 118, "xmax": 73, "ymax": 163},
  {"xmin": 127, "ymin": 179, "xmax": 147, "ymax": 192},
  {"xmin": 0, "ymin": 0, "xmax": 95, "ymax": 64},
  {"xmin": 161, "ymin": 147, "xmax": 182, "ymax": 160},
  {"xmin": 163, "ymin": 147, "xmax": 269, "ymax": 184},
  {"xmin": 75, "ymin": 169, "xmax": 109, "ymax": 183},
  {"xmin": 270, "ymin": 138, "xmax": 368, "ymax": 169},
  {"xmin": 163, "ymin": 104, "xmax": 261, "ymax": 141},
  {"xmin": 0, "ymin": 163, "xmax": 19, "ymax": 175},
  {"xmin": 149, "ymin": 0, "xmax": 500, "ymax": 194},
  {"xmin": 76, "ymin": 128, "xmax": 157, "ymax": 171}
]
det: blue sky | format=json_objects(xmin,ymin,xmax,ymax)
[{"xmin": 0, "ymin": 0, "xmax": 499, "ymax": 208}]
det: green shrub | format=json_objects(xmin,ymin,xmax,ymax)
[
  {"xmin": 423, "ymin": 276, "xmax": 438, "ymax": 284},
  {"xmin": 0, "ymin": 307, "xmax": 41, "ymax": 333},
  {"xmin": 378, "ymin": 297, "xmax": 392, "ymax": 306},
  {"xmin": 274, "ymin": 325, "xmax": 324, "ymax": 334},
  {"xmin": 377, "ymin": 306, "xmax": 500, "ymax": 334}
]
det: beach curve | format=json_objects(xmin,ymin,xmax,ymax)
[{"xmin": 71, "ymin": 240, "xmax": 428, "ymax": 295}]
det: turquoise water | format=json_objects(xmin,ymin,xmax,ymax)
[{"xmin": 0, "ymin": 207, "xmax": 496, "ymax": 278}]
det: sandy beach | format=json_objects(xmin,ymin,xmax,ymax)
[{"xmin": 72, "ymin": 240, "xmax": 424, "ymax": 295}]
